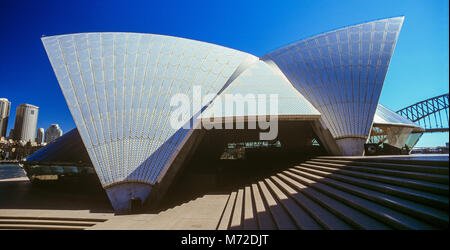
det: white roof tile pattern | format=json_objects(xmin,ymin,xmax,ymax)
[
  {"xmin": 202, "ymin": 60, "xmax": 321, "ymax": 119},
  {"xmin": 42, "ymin": 33, "xmax": 256, "ymax": 186},
  {"xmin": 262, "ymin": 17, "xmax": 404, "ymax": 140}
]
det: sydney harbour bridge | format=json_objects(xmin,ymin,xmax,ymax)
[{"xmin": 397, "ymin": 93, "xmax": 449, "ymax": 133}]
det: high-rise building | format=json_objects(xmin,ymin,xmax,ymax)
[
  {"xmin": 0, "ymin": 98, "xmax": 11, "ymax": 137},
  {"xmin": 13, "ymin": 104, "xmax": 39, "ymax": 142},
  {"xmin": 8, "ymin": 129, "xmax": 14, "ymax": 139},
  {"xmin": 36, "ymin": 128, "xmax": 44, "ymax": 144},
  {"xmin": 44, "ymin": 124, "xmax": 62, "ymax": 143}
]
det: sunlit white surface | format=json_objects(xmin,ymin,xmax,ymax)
[
  {"xmin": 373, "ymin": 104, "xmax": 422, "ymax": 129},
  {"xmin": 202, "ymin": 60, "xmax": 321, "ymax": 119},
  {"xmin": 262, "ymin": 17, "xmax": 405, "ymax": 140},
  {"xmin": 42, "ymin": 33, "xmax": 256, "ymax": 187}
]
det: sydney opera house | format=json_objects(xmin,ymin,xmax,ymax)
[{"xmin": 25, "ymin": 16, "xmax": 427, "ymax": 213}]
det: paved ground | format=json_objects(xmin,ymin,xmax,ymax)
[
  {"xmin": 0, "ymin": 176, "xmax": 113, "ymax": 213},
  {"xmin": 0, "ymin": 177, "xmax": 228, "ymax": 230},
  {"xmin": 89, "ymin": 194, "xmax": 229, "ymax": 230},
  {"xmin": 0, "ymin": 173, "xmax": 229, "ymax": 229}
]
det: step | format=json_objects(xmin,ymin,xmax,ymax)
[
  {"xmin": 278, "ymin": 172, "xmax": 390, "ymax": 230},
  {"xmin": 293, "ymin": 165, "xmax": 448, "ymax": 210},
  {"xmin": 217, "ymin": 191, "xmax": 237, "ymax": 230},
  {"xmin": 257, "ymin": 181, "xmax": 297, "ymax": 230},
  {"xmin": 306, "ymin": 160, "xmax": 448, "ymax": 184},
  {"xmin": 0, "ymin": 219, "xmax": 96, "ymax": 227},
  {"xmin": 0, "ymin": 224, "xmax": 86, "ymax": 230},
  {"xmin": 263, "ymin": 178, "xmax": 322, "ymax": 230},
  {"xmin": 229, "ymin": 189, "xmax": 244, "ymax": 230},
  {"xmin": 283, "ymin": 170, "xmax": 436, "ymax": 229},
  {"xmin": 297, "ymin": 163, "xmax": 449, "ymax": 195},
  {"xmin": 316, "ymin": 156, "xmax": 449, "ymax": 167},
  {"xmin": 251, "ymin": 183, "xmax": 277, "ymax": 230},
  {"xmin": 243, "ymin": 186, "xmax": 258, "ymax": 230},
  {"xmin": 270, "ymin": 175, "xmax": 352, "ymax": 230},
  {"xmin": 0, "ymin": 216, "xmax": 107, "ymax": 222},
  {"xmin": 291, "ymin": 167, "xmax": 449, "ymax": 228},
  {"xmin": 311, "ymin": 158, "xmax": 449, "ymax": 175}
]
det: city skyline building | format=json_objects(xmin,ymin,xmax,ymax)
[
  {"xmin": 36, "ymin": 127, "xmax": 44, "ymax": 144},
  {"xmin": 13, "ymin": 104, "xmax": 39, "ymax": 143},
  {"xmin": 44, "ymin": 124, "xmax": 62, "ymax": 143},
  {"xmin": 0, "ymin": 98, "xmax": 11, "ymax": 137},
  {"xmin": 8, "ymin": 129, "xmax": 14, "ymax": 139}
]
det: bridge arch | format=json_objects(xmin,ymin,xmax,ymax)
[{"xmin": 397, "ymin": 94, "xmax": 449, "ymax": 133}]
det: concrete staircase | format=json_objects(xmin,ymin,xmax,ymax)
[
  {"xmin": 217, "ymin": 156, "xmax": 449, "ymax": 230},
  {"xmin": 89, "ymin": 194, "xmax": 229, "ymax": 230},
  {"xmin": 0, "ymin": 216, "xmax": 108, "ymax": 230}
]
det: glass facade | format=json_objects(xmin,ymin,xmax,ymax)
[
  {"xmin": 368, "ymin": 125, "xmax": 413, "ymax": 148},
  {"xmin": 368, "ymin": 125, "xmax": 423, "ymax": 153},
  {"xmin": 42, "ymin": 33, "xmax": 256, "ymax": 187},
  {"xmin": 262, "ymin": 17, "xmax": 404, "ymax": 141},
  {"xmin": 368, "ymin": 104, "xmax": 424, "ymax": 153},
  {"xmin": 26, "ymin": 128, "xmax": 92, "ymax": 164}
]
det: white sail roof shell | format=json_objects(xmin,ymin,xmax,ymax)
[
  {"xmin": 42, "ymin": 33, "xmax": 256, "ymax": 187},
  {"xmin": 373, "ymin": 104, "xmax": 423, "ymax": 130},
  {"xmin": 262, "ymin": 17, "xmax": 404, "ymax": 140}
]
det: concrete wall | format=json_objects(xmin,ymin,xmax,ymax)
[
  {"xmin": 105, "ymin": 183, "xmax": 153, "ymax": 214},
  {"xmin": 336, "ymin": 138, "xmax": 367, "ymax": 156}
]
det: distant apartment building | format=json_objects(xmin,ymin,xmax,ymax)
[
  {"xmin": 45, "ymin": 124, "xmax": 62, "ymax": 143},
  {"xmin": 36, "ymin": 128, "xmax": 44, "ymax": 144},
  {"xmin": 0, "ymin": 98, "xmax": 11, "ymax": 137},
  {"xmin": 13, "ymin": 104, "xmax": 39, "ymax": 142}
]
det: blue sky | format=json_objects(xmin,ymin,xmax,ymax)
[{"xmin": 0, "ymin": 0, "xmax": 448, "ymax": 146}]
